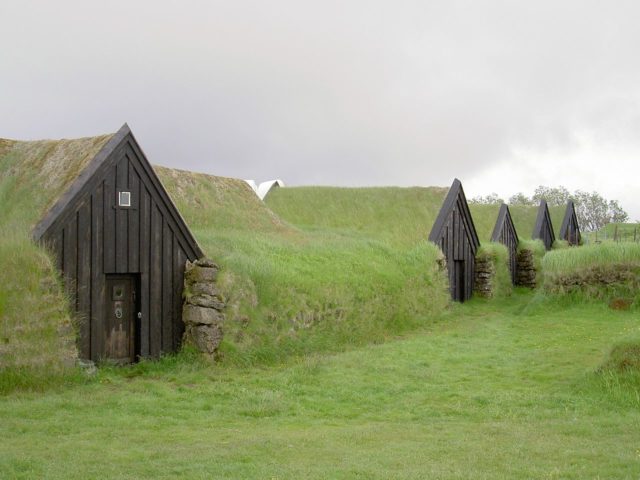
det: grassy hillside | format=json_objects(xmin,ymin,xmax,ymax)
[
  {"xmin": 507, "ymin": 204, "xmax": 565, "ymax": 242},
  {"xmin": 264, "ymin": 186, "xmax": 449, "ymax": 248},
  {"xmin": 549, "ymin": 205, "xmax": 566, "ymax": 238},
  {"xmin": 155, "ymin": 169, "xmax": 450, "ymax": 365},
  {"xmin": 0, "ymin": 135, "xmax": 113, "ymax": 390},
  {"xmin": 468, "ymin": 203, "xmax": 501, "ymax": 242}
]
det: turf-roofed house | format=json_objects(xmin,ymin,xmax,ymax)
[
  {"xmin": 532, "ymin": 199, "xmax": 556, "ymax": 250},
  {"xmin": 490, "ymin": 204, "xmax": 519, "ymax": 284},
  {"xmin": 30, "ymin": 124, "xmax": 203, "ymax": 363},
  {"xmin": 558, "ymin": 200, "xmax": 581, "ymax": 246},
  {"xmin": 429, "ymin": 179, "xmax": 480, "ymax": 302}
]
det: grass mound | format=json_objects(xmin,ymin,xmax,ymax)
[
  {"xmin": 474, "ymin": 242, "xmax": 513, "ymax": 298},
  {"xmin": 265, "ymin": 185, "xmax": 448, "ymax": 248},
  {"xmin": 0, "ymin": 135, "xmax": 112, "ymax": 392},
  {"xmin": 599, "ymin": 339, "xmax": 640, "ymax": 373},
  {"xmin": 520, "ymin": 243, "xmax": 640, "ymax": 313},
  {"xmin": 544, "ymin": 242, "xmax": 640, "ymax": 273},
  {"xmin": 541, "ymin": 243, "xmax": 640, "ymax": 302},
  {"xmin": 156, "ymin": 172, "xmax": 451, "ymax": 365}
]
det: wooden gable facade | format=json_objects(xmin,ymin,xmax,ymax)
[
  {"xmin": 559, "ymin": 200, "xmax": 581, "ymax": 246},
  {"xmin": 33, "ymin": 124, "xmax": 203, "ymax": 363},
  {"xmin": 533, "ymin": 200, "xmax": 555, "ymax": 250},
  {"xmin": 490, "ymin": 204, "xmax": 519, "ymax": 284},
  {"xmin": 429, "ymin": 179, "xmax": 480, "ymax": 302}
]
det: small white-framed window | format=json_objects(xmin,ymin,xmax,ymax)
[{"xmin": 118, "ymin": 191, "xmax": 131, "ymax": 207}]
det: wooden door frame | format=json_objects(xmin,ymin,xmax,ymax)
[{"xmin": 104, "ymin": 274, "xmax": 140, "ymax": 363}]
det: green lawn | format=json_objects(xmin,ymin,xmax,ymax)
[{"xmin": 2, "ymin": 291, "xmax": 639, "ymax": 479}]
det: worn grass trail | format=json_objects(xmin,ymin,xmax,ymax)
[{"xmin": 1, "ymin": 292, "xmax": 639, "ymax": 479}]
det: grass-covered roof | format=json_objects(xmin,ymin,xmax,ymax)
[
  {"xmin": 509, "ymin": 203, "xmax": 566, "ymax": 242},
  {"xmin": 0, "ymin": 132, "xmax": 114, "ymax": 380},
  {"xmin": 467, "ymin": 203, "xmax": 503, "ymax": 243},
  {"xmin": 154, "ymin": 166, "xmax": 294, "ymax": 236},
  {"xmin": 265, "ymin": 185, "xmax": 449, "ymax": 248},
  {"xmin": 0, "ymin": 133, "xmax": 113, "ymax": 230}
]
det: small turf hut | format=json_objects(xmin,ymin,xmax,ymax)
[
  {"xmin": 532, "ymin": 199, "xmax": 555, "ymax": 250},
  {"xmin": 31, "ymin": 124, "xmax": 203, "ymax": 363},
  {"xmin": 490, "ymin": 204, "xmax": 519, "ymax": 284},
  {"xmin": 468, "ymin": 202, "xmax": 520, "ymax": 285},
  {"xmin": 429, "ymin": 179, "xmax": 480, "ymax": 302},
  {"xmin": 558, "ymin": 200, "xmax": 581, "ymax": 245}
]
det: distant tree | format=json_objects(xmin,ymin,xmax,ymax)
[
  {"xmin": 504, "ymin": 185, "xmax": 628, "ymax": 232},
  {"xmin": 608, "ymin": 199, "xmax": 629, "ymax": 224},
  {"xmin": 572, "ymin": 190, "xmax": 629, "ymax": 232},
  {"xmin": 532, "ymin": 185, "xmax": 570, "ymax": 207},
  {"xmin": 508, "ymin": 192, "xmax": 534, "ymax": 206},
  {"xmin": 469, "ymin": 193, "xmax": 504, "ymax": 205}
]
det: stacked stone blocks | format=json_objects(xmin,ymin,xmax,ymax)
[{"xmin": 182, "ymin": 258, "xmax": 225, "ymax": 356}]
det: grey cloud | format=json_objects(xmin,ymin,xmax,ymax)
[{"xmin": 2, "ymin": 0, "xmax": 640, "ymax": 192}]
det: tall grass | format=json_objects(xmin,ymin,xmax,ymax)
[
  {"xmin": 156, "ymin": 170, "xmax": 451, "ymax": 366},
  {"xmin": 474, "ymin": 242, "xmax": 513, "ymax": 298},
  {"xmin": 536, "ymin": 243, "xmax": 640, "ymax": 307},
  {"xmin": 543, "ymin": 242, "xmax": 640, "ymax": 275}
]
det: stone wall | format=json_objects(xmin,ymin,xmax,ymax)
[
  {"xmin": 182, "ymin": 258, "xmax": 225, "ymax": 357},
  {"xmin": 515, "ymin": 249, "xmax": 536, "ymax": 288},
  {"xmin": 474, "ymin": 255, "xmax": 495, "ymax": 298}
]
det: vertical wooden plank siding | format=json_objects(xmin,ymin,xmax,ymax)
[
  {"xmin": 115, "ymin": 156, "xmax": 129, "ymax": 273},
  {"xmin": 139, "ymin": 187, "xmax": 151, "ymax": 357},
  {"xmin": 128, "ymin": 160, "xmax": 140, "ymax": 272},
  {"xmin": 77, "ymin": 200, "xmax": 92, "ymax": 359},
  {"xmin": 90, "ymin": 184, "xmax": 104, "ymax": 360},
  {"xmin": 446, "ymin": 214, "xmax": 453, "ymax": 263},
  {"xmin": 446, "ymin": 214, "xmax": 454, "ymax": 298},
  {"xmin": 103, "ymin": 167, "xmax": 116, "ymax": 273},
  {"xmin": 466, "ymin": 245, "xmax": 473, "ymax": 301},
  {"xmin": 149, "ymin": 202, "xmax": 163, "ymax": 357},
  {"xmin": 62, "ymin": 213, "xmax": 78, "ymax": 304},
  {"xmin": 173, "ymin": 248, "xmax": 186, "ymax": 351},
  {"xmin": 162, "ymin": 222, "xmax": 173, "ymax": 353},
  {"xmin": 453, "ymin": 207, "xmax": 460, "ymax": 260}
]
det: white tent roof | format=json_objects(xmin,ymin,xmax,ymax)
[
  {"xmin": 244, "ymin": 179, "xmax": 258, "ymax": 194},
  {"xmin": 256, "ymin": 179, "xmax": 285, "ymax": 200}
]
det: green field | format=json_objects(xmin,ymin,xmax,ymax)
[
  {"xmin": 584, "ymin": 223, "xmax": 640, "ymax": 244},
  {"xmin": 1, "ymin": 291, "xmax": 639, "ymax": 479},
  {"xmin": 3, "ymin": 136, "xmax": 640, "ymax": 478}
]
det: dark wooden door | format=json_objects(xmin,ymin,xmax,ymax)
[{"xmin": 105, "ymin": 275, "xmax": 136, "ymax": 363}]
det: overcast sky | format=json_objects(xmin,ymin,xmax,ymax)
[{"xmin": 2, "ymin": 1, "xmax": 640, "ymax": 219}]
